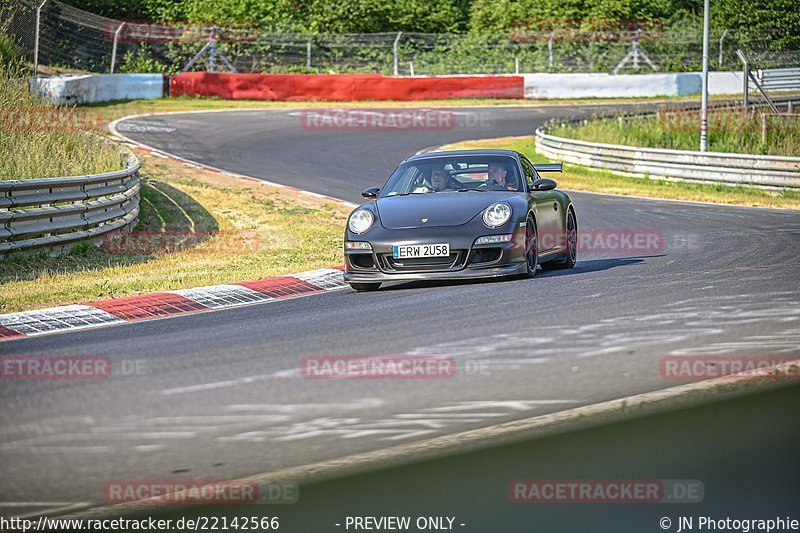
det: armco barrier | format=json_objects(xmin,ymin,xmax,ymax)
[
  {"xmin": 31, "ymin": 74, "xmax": 164, "ymax": 105},
  {"xmin": 0, "ymin": 144, "xmax": 141, "ymax": 258},
  {"xmin": 535, "ymin": 128, "xmax": 800, "ymax": 188},
  {"xmin": 169, "ymin": 73, "xmax": 524, "ymax": 101}
]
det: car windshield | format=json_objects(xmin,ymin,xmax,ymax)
[{"xmin": 381, "ymin": 155, "xmax": 522, "ymax": 196}]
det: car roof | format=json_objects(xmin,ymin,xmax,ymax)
[{"xmin": 404, "ymin": 149, "xmax": 522, "ymax": 163}]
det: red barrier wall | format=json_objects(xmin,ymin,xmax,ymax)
[{"xmin": 169, "ymin": 73, "xmax": 524, "ymax": 101}]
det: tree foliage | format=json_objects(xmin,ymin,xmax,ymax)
[{"xmin": 60, "ymin": 0, "xmax": 799, "ymax": 48}]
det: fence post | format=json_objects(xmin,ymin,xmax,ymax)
[
  {"xmin": 761, "ymin": 113, "xmax": 767, "ymax": 144},
  {"xmin": 33, "ymin": 0, "xmax": 50, "ymax": 76},
  {"xmin": 718, "ymin": 29, "xmax": 730, "ymax": 68},
  {"xmin": 306, "ymin": 34, "xmax": 312, "ymax": 70},
  {"xmin": 736, "ymin": 49, "xmax": 749, "ymax": 116},
  {"xmin": 110, "ymin": 22, "xmax": 126, "ymax": 74},
  {"xmin": 699, "ymin": 0, "xmax": 710, "ymax": 152},
  {"xmin": 393, "ymin": 32, "xmax": 403, "ymax": 76},
  {"xmin": 548, "ymin": 30, "xmax": 556, "ymax": 69},
  {"xmin": 515, "ymin": 56, "xmax": 519, "ymax": 74}
]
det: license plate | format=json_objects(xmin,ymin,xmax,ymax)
[{"xmin": 393, "ymin": 243, "xmax": 450, "ymax": 259}]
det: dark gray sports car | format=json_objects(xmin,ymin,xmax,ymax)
[{"xmin": 343, "ymin": 149, "xmax": 577, "ymax": 291}]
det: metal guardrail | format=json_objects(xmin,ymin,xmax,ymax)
[
  {"xmin": 535, "ymin": 128, "xmax": 800, "ymax": 189},
  {"xmin": 0, "ymin": 145, "xmax": 141, "ymax": 258},
  {"xmin": 755, "ymin": 68, "xmax": 800, "ymax": 92}
]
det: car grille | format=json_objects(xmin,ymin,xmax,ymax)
[
  {"xmin": 379, "ymin": 251, "xmax": 467, "ymax": 272},
  {"xmin": 349, "ymin": 254, "xmax": 375, "ymax": 269},
  {"xmin": 469, "ymin": 247, "xmax": 502, "ymax": 265}
]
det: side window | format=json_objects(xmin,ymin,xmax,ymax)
[{"xmin": 520, "ymin": 157, "xmax": 538, "ymax": 185}]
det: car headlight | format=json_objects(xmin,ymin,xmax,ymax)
[
  {"xmin": 348, "ymin": 209, "xmax": 375, "ymax": 234},
  {"xmin": 482, "ymin": 203, "xmax": 512, "ymax": 228}
]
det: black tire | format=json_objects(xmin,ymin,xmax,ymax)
[
  {"xmin": 349, "ymin": 282, "xmax": 382, "ymax": 292},
  {"xmin": 524, "ymin": 215, "xmax": 538, "ymax": 277},
  {"xmin": 542, "ymin": 207, "xmax": 577, "ymax": 270}
]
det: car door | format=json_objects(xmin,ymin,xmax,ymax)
[{"xmin": 520, "ymin": 156, "xmax": 561, "ymax": 253}]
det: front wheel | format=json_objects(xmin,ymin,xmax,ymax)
[
  {"xmin": 349, "ymin": 282, "xmax": 382, "ymax": 292},
  {"xmin": 542, "ymin": 208, "xmax": 577, "ymax": 270},
  {"xmin": 524, "ymin": 216, "xmax": 538, "ymax": 277}
]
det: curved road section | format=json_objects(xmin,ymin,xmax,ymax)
[{"xmin": 1, "ymin": 104, "xmax": 799, "ymax": 516}]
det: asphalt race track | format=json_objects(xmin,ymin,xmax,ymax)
[{"xmin": 1, "ymin": 104, "xmax": 799, "ymax": 518}]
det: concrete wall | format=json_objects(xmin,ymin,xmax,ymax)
[
  {"xmin": 31, "ymin": 74, "xmax": 164, "ymax": 105},
  {"xmin": 523, "ymin": 71, "xmax": 743, "ymax": 99}
]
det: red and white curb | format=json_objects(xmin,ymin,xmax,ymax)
[{"xmin": 0, "ymin": 268, "xmax": 347, "ymax": 341}]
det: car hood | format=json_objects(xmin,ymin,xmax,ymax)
[{"xmin": 376, "ymin": 192, "xmax": 516, "ymax": 229}]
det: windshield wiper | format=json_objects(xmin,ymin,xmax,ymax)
[
  {"xmin": 457, "ymin": 188, "xmax": 484, "ymax": 192},
  {"xmin": 393, "ymin": 190, "xmax": 434, "ymax": 196}
]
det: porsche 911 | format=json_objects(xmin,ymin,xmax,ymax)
[{"xmin": 343, "ymin": 149, "xmax": 577, "ymax": 291}]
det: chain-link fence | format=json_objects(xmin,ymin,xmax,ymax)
[{"xmin": 2, "ymin": 0, "xmax": 798, "ymax": 77}]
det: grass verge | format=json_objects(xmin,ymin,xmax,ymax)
[
  {"xmin": 0, "ymin": 150, "xmax": 350, "ymax": 313},
  {"xmin": 0, "ymin": 67, "xmax": 124, "ymax": 180},
  {"xmin": 440, "ymin": 136, "xmax": 800, "ymax": 210}
]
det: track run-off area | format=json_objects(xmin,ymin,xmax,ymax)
[{"xmin": 1, "ymin": 103, "xmax": 799, "ymax": 519}]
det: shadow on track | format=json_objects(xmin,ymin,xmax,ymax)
[
  {"xmin": 538, "ymin": 255, "xmax": 663, "ymax": 277},
  {"xmin": 360, "ymin": 255, "xmax": 662, "ymax": 292}
]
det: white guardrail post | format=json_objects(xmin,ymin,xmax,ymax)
[
  {"xmin": 393, "ymin": 32, "xmax": 403, "ymax": 76},
  {"xmin": 110, "ymin": 22, "xmax": 126, "ymax": 74},
  {"xmin": 0, "ymin": 145, "xmax": 141, "ymax": 258},
  {"xmin": 33, "ymin": 0, "xmax": 50, "ymax": 76}
]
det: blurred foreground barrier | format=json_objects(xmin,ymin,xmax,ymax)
[
  {"xmin": 535, "ymin": 128, "xmax": 800, "ymax": 188},
  {"xmin": 0, "ymin": 145, "xmax": 140, "ymax": 258}
]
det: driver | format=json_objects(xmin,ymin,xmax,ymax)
[
  {"xmin": 430, "ymin": 167, "xmax": 450, "ymax": 191},
  {"xmin": 414, "ymin": 166, "xmax": 451, "ymax": 193},
  {"xmin": 487, "ymin": 163, "xmax": 516, "ymax": 190}
]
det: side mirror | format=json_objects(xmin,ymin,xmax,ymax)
[
  {"xmin": 362, "ymin": 187, "xmax": 380, "ymax": 199},
  {"xmin": 532, "ymin": 178, "xmax": 557, "ymax": 191}
]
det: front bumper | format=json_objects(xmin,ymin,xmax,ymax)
[{"xmin": 343, "ymin": 220, "xmax": 527, "ymax": 283}]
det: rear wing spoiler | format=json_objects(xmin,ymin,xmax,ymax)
[{"xmin": 533, "ymin": 163, "xmax": 563, "ymax": 173}]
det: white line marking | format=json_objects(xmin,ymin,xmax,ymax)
[{"xmin": 160, "ymin": 367, "xmax": 307, "ymax": 395}]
